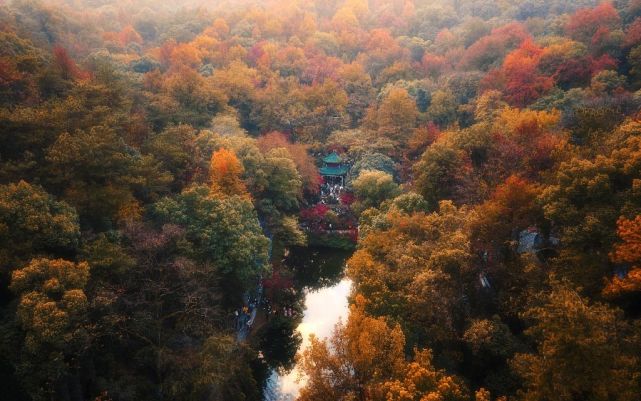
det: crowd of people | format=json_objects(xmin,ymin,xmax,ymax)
[
  {"xmin": 320, "ymin": 182, "xmax": 345, "ymax": 205},
  {"xmin": 235, "ymin": 294, "xmax": 300, "ymax": 337}
]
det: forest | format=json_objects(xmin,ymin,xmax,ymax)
[{"xmin": 2, "ymin": 0, "xmax": 641, "ymax": 400}]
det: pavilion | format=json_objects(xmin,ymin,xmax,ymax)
[{"xmin": 319, "ymin": 152, "xmax": 348, "ymax": 186}]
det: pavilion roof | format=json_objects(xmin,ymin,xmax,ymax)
[
  {"xmin": 320, "ymin": 165, "xmax": 348, "ymax": 176},
  {"xmin": 322, "ymin": 152, "xmax": 342, "ymax": 164}
]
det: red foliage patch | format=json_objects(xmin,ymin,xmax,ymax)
[
  {"xmin": 53, "ymin": 46, "xmax": 90, "ymax": 81},
  {"xmin": 300, "ymin": 204, "xmax": 330, "ymax": 222},
  {"xmin": 566, "ymin": 2, "xmax": 620, "ymax": 44},
  {"xmin": 340, "ymin": 192, "xmax": 355, "ymax": 206}
]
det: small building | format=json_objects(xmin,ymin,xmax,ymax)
[
  {"xmin": 517, "ymin": 229, "xmax": 544, "ymax": 254},
  {"xmin": 319, "ymin": 152, "xmax": 348, "ymax": 186},
  {"xmin": 517, "ymin": 228, "xmax": 560, "ymax": 258}
]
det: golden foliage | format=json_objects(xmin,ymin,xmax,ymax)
[
  {"xmin": 11, "ymin": 258, "xmax": 90, "ymax": 353},
  {"xmin": 298, "ymin": 295, "xmax": 467, "ymax": 401}
]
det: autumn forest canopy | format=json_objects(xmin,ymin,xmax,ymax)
[{"xmin": 4, "ymin": 0, "xmax": 641, "ymax": 400}]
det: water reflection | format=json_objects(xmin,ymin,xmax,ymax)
[
  {"xmin": 264, "ymin": 247, "xmax": 352, "ymax": 400},
  {"xmin": 270, "ymin": 279, "xmax": 352, "ymax": 399},
  {"xmin": 290, "ymin": 247, "xmax": 352, "ymax": 290}
]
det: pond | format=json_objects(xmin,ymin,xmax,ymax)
[{"xmin": 264, "ymin": 247, "xmax": 352, "ymax": 400}]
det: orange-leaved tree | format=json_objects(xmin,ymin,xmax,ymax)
[
  {"xmin": 603, "ymin": 215, "xmax": 641, "ymax": 297},
  {"xmin": 472, "ymin": 175, "xmax": 541, "ymax": 252},
  {"xmin": 209, "ymin": 148, "xmax": 249, "ymax": 198}
]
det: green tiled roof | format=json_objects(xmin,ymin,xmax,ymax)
[
  {"xmin": 320, "ymin": 165, "xmax": 348, "ymax": 176},
  {"xmin": 322, "ymin": 152, "xmax": 342, "ymax": 164}
]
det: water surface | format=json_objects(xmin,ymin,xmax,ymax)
[
  {"xmin": 276, "ymin": 278, "xmax": 352, "ymax": 397},
  {"xmin": 265, "ymin": 247, "xmax": 352, "ymax": 400}
]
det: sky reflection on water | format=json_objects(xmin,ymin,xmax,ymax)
[{"xmin": 276, "ymin": 278, "xmax": 352, "ymax": 398}]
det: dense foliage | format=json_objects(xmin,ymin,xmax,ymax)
[{"xmin": 3, "ymin": 0, "xmax": 641, "ymax": 400}]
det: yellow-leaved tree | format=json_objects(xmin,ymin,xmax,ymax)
[
  {"xmin": 297, "ymin": 295, "xmax": 468, "ymax": 401},
  {"xmin": 10, "ymin": 258, "xmax": 91, "ymax": 400},
  {"xmin": 511, "ymin": 281, "xmax": 640, "ymax": 401}
]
